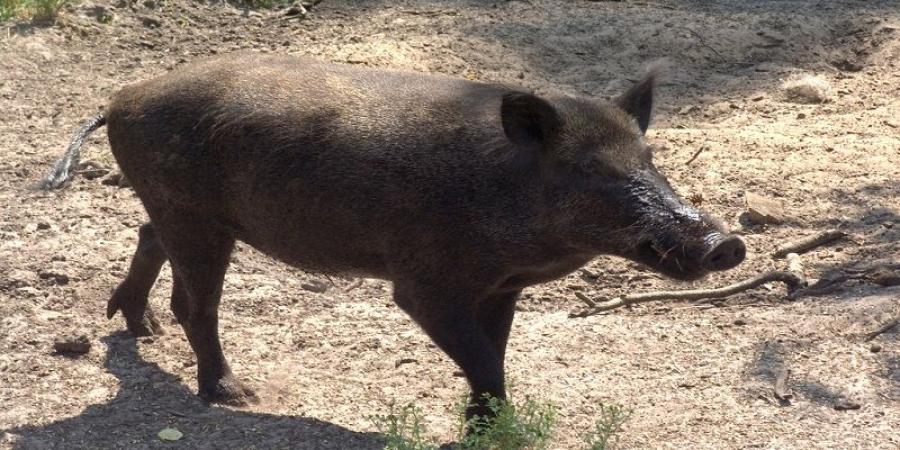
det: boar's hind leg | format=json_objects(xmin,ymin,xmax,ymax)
[
  {"xmin": 150, "ymin": 213, "xmax": 257, "ymax": 406},
  {"xmin": 107, "ymin": 222, "xmax": 166, "ymax": 336},
  {"xmin": 394, "ymin": 282, "xmax": 506, "ymax": 422}
]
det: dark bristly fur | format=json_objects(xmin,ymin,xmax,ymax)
[{"xmin": 44, "ymin": 53, "xmax": 745, "ymax": 426}]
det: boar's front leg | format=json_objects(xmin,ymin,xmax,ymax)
[
  {"xmin": 394, "ymin": 282, "xmax": 508, "ymax": 422},
  {"xmin": 148, "ymin": 211, "xmax": 257, "ymax": 406},
  {"xmin": 476, "ymin": 291, "xmax": 519, "ymax": 370}
]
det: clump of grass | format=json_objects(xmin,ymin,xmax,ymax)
[
  {"xmin": 373, "ymin": 394, "xmax": 628, "ymax": 450},
  {"xmin": 1, "ymin": 0, "xmax": 69, "ymax": 21},
  {"xmin": 582, "ymin": 403, "xmax": 631, "ymax": 450},
  {"xmin": 457, "ymin": 394, "xmax": 557, "ymax": 450},
  {"xmin": 372, "ymin": 404, "xmax": 439, "ymax": 450}
]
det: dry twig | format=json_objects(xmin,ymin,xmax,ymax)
[
  {"xmin": 864, "ymin": 318, "xmax": 899, "ymax": 342},
  {"xmin": 574, "ymin": 291, "xmax": 597, "ymax": 308},
  {"xmin": 773, "ymin": 230, "xmax": 847, "ymax": 259},
  {"xmin": 685, "ymin": 145, "xmax": 706, "ymax": 165},
  {"xmin": 570, "ymin": 271, "xmax": 806, "ymax": 317}
]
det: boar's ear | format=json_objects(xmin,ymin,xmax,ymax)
[
  {"xmin": 616, "ymin": 67, "xmax": 660, "ymax": 134},
  {"xmin": 501, "ymin": 92, "xmax": 561, "ymax": 147}
]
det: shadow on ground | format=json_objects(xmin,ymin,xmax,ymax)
[{"xmin": 5, "ymin": 333, "xmax": 384, "ymax": 450}]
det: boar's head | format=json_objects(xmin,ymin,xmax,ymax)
[{"xmin": 500, "ymin": 69, "xmax": 745, "ymax": 280}]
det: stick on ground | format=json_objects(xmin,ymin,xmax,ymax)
[
  {"xmin": 864, "ymin": 318, "xmax": 899, "ymax": 342},
  {"xmin": 773, "ymin": 230, "xmax": 847, "ymax": 259},
  {"xmin": 570, "ymin": 271, "xmax": 806, "ymax": 318},
  {"xmin": 685, "ymin": 145, "xmax": 706, "ymax": 165}
]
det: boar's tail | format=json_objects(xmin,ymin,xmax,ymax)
[{"xmin": 37, "ymin": 114, "xmax": 107, "ymax": 190}]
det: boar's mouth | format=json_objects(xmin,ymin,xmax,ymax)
[
  {"xmin": 631, "ymin": 232, "xmax": 746, "ymax": 281},
  {"xmin": 632, "ymin": 238, "xmax": 709, "ymax": 281}
]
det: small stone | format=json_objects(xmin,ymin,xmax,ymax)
[
  {"xmin": 158, "ymin": 427, "xmax": 183, "ymax": 441},
  {"xmin": 395, "ymin": 358, "xmax": 417, "ymax": 368},
  {"xmin": 868, "ymin": 268, "xmax": 900, "ymax": 287},
  {"xmin": 885, "ymin": 120, "xmax": 898, "ymax": 128},
  {"xmin": 140, "ymin": 15, "xmax": 162, "ymax": 27},
  {"xmin": 733, "ymin": 318, "xmax": 747, "ymax": 326},
  {"xmin": 54, "ymin": 334, "xmax": 91, "ymax": 354},
  {"xmin": 796, "ymin": 113, "xmax": 806, "ymax": 119},
  {"xmin": 283, "ymin": 5, "xmax": 307, "ymax": 17},
  {"xmin": 833, "ymin": 400, "xmax": 861, "ymax": 411},
  {"xmin": 102, "ymin": 172, "xmax": 131, "ymax": 188},
  {"xmin": 301, "ymin": 280, "xmax": 329, "ymax": 293},
  {"xmin": 745, "ymin": 192, "xmax": 786, "ymax": 225},
  {"xmin": 38, "ymin": 270, "xmax": 70, "ymax": 285},
  {"xmin": 870, "ymin": 344, "xmax": 882, "ymax": 353}
]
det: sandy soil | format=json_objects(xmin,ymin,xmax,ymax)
[{"xmin": 1, "ymin": 1, "xmax": 898, "ymax": 449}]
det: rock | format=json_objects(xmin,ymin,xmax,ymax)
[
  {"xmin": 870, "ymin": 344, "xmax": 882, "ymax": 353},
  {"xmin": 54, "ymin": 334, "xmax": 91, "ymax": 354},
  {"xmin": 140, "ymin": 15, "xmax": 162, "ymax": 28},
  {"xmin": 833, "ymin": 400, "xmax": 861, "ymax": 411},
  {"xmin": 283, "ymin": 5, "xmax": 307, "ymax": 17},
  {"xmin": 301, "ymin": 280, "xmax": 329, "ymax": 293},
  {"xmin": 868, "ymin": 268, "xmax": 900, "ymax": 287},
  {"xmin": 745, "ymin": 192, "xmax": 785, "ymax": 225},
  {"xmin": 782, "ymin": 75, "xmax": 831, "ymax": 104},
  {"xmin": 38, "ymin": 270, "xmax": 70, "ymax": 285},
  {"xmin": 102, "ymin": 171, "xmax": 131, "ymax": 188}
]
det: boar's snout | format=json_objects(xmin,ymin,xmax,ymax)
[{"xmin": 700, "ymin": 233, "xmax": 746, "ymax": 272}]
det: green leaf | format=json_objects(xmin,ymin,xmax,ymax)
[{"xmin": 158, "ymin": 427, "xmax": 184, "ymax": 441}]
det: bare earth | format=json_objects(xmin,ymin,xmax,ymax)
[{"xmin": 1, "ymin": 1, "xmax": 898, "ymax": 449}]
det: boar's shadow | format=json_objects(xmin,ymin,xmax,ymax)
[{"xmin": 5, "ymin": 333, "xmax": 384, "ymax": 450}]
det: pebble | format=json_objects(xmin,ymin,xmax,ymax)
[
  {"xmin": 745, "ymin": 192, "xmax": 785, "ymax": 225},
  {"xmin": 53, "ymin": 334, "xmax": 91, "ymax": 354}
]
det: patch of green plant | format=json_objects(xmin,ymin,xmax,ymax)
[
  {"xmin": 373, "ymin": 393, "xmax": 628, "ymax": 450},
  {"xmin": 582, "ymin": 403, "xmax": 631, "ymax": 450},
  {"xmin": 457, "ymin": 393, "xmax": 557, "ymax": 450},
  {"xmin": 1, "ymin": 0, "xmax": 69, "ymax": 21},
  {"xmin": 372, "ymin": 403, "xmax": 439, "ymax": 450}
]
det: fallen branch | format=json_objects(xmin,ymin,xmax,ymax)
[
  {"xmin": 773, "ymin": 230, "xmax": 847, "ymax": 259},
  {"xmin": 570, "ymin": 271, "xmax": 806, "ymax": 317},
  {"xmin": 574, "ymin": 291, "xmax": 598, "ymax": 308},
  {"xmin": 864, "ymin": 318, "xmax": 899, "ymax": 342}
]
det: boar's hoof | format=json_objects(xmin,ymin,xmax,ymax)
[
  {"xmin": 107, "ymin": 287, "xmax": 164, "ymax": 337},
  {"xmin": 200, "ymin": 376, "xmax": 259, "ymax": 406},
  {"xmin": 124, "ymin": 312, "xmax": 164, "ymax": 337}
]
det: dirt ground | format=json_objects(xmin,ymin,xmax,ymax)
[{"xmin": 1, "ymin": 0, "xmax": 898, "ymax": 449}]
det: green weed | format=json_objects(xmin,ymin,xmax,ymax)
[
  {"xmin": 1, "ymin": 0, "xmax": 69, "ymax": 21},
  {"xmin": 372, "ymin": 404, "xmax": 439, "ymax": 450},
  {"xmin": 582, "ymin": 403, "xmax": 631, "ymax": 450}
]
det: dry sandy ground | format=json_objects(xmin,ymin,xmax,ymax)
[{"xmin": 1, "ymin": 0, "xmax": 898, "ymax": 449}]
